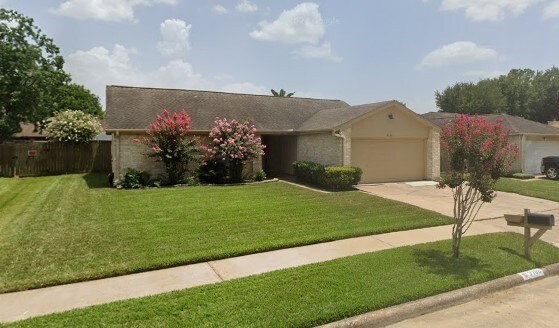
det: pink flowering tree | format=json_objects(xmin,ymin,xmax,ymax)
[
  {"xmin": 141, "ymin": 109, "xmax": 199, "ymax": 185},
  {"xmin": 204, "ymin": 118, "xmax": 265, "ymax": 183},
  {"xmin": 439, "ymin": 114, "xmax": 519, "ymax": 257}
]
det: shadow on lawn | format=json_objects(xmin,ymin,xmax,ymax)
[
  {"xmin": 498, "ymin": 247, "xmax": 541, "ymax": 266},
  {"xmin": 412, "ymin": 249, "xmax": 491, "ymax": 279},
  {"xmin": 83, "ymin": 173, "xmax": 111, "ymax": 189}
]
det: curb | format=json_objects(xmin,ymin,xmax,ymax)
[{"xmin": 320, "ymin": 262, "xmax": 559, "ymax": 328}]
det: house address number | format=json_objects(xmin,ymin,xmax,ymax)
[{"xmin": 517, "ymin": 268, "xmax": 544, "ymax": 281}]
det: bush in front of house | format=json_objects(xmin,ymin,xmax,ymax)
[
  {"xmin": 114, "ymin": 168, "xmax": 151, "ymax": 189},
  {"xmin": 293, "ymin": 161, "xmax": 362, "ymax": 190},
  {"xmin": 293, "ymin": 161, "xmax": 325, "ymax": 185},
  {"xmin": 203, "ymin": 118, "xmax": 265, "ymax": 183},
  {"xmin": 321, "ymin": 166, "xmax": 363, "ymax": 190},
  {"xmin": 141, "ymin": 109, "xmax": 200, "ymax": 185},
  {"xmin": 45, "ymin": 110, "xmax": 102, "ymax": 143}
]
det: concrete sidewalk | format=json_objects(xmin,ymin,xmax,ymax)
[{"xmin": 0, "ymin": 223, "xmax": 504, "ymax": 323}]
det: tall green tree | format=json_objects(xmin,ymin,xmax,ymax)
[
  {"xmin": 271, "ymin": 89, "xmax": 295, "ymax": 97},
  {"xmin": 497, "ymin": 69, "xmax": 535, "ymax": 118},
  {"xmin": 0, "ymin": 9, "xmax": 70, "ymax": 140},
  {"xmin": 436, "ymin": 67, "xmax": 559, "ymax": 123},
  {"xmin": 57, "ymin": 84, "xmax": 104, "ymax": 118},
  {"xmin": 529, "ymin": 67, "xmax": 559, "ymax": 123},
  {"xmin": 435, "ymin": 80, "xmax": 505, "ymax": 115}
]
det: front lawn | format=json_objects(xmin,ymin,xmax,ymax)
[
  {"xmin": 7, "ymin": 233, "xmax": 559, "ymax": 327},
  {"xmin": 0, "ymin": 174, "xmax": 450, "ymax": 293},
  {"xmin": 495, "ymin": 177, "xmax": 559, "ymax": 202}
]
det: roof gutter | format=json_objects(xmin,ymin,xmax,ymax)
[{"xmin": 104, "ymin": 128, "xmax": 333, "ymax": 135}]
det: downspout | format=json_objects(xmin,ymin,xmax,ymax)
[{"xmin": 333, "ymin": 129, "xmax": 346, "ymax": 166}]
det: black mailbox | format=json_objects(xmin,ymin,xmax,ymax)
[{"xmin": 526, "ymin": 213, "xmax": 555, "ymax": 227}]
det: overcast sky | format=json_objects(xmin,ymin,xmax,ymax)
[{"xmin": 3, "ymin": 0, "xmax": 559, "ymax": 113}]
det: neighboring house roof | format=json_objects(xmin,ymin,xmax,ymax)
[
  {"xmin": 423, "ymin": 112, "xmax": 559, "ymax": 135},
  {"xmin": 13, "ymin": 123, "xmax": 47, "ymax": 139},
  {"xmin": 105, "ymin": 86, "xmax": 351, "ymax": 132}
]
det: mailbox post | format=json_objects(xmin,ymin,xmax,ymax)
[{"xmin": 505, "ymin": 209, "xmax": 555, "ymax": 259}]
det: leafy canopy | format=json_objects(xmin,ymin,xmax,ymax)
[
  {"xmin": 0, "ymin": 8, "xmax": 70, "ymax": 140},
  {"xmin": 0, "ymin": 9, "xmax": 103, "ymax": 141},
  {"xmin": 436, "ymin": 67, "xmax": 559, "ymax": 123},
  {"xmin": 57, "ymin": 84, "xmax": 104, "ymax": 118}
]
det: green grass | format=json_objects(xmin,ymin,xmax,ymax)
[
  {"xmin": 6, "ymin": 233, "xmax": 559, "ymax": 328},
  {"xmin": 0, "ymin": 174, "xmax": 451, "ymax": 293},
  {"xmin": 495, "ymin": 177, "xmax": 559, "ymax": 202}
]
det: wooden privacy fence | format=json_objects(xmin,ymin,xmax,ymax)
[{"xmin": 0, "ymin": 141, "xmax": 111, "ymax": 177}]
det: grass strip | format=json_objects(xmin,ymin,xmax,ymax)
[
  {"xmin": 6, "ymin": 232, "xmax": 559, "ymax": 327},
  {"xmin": 0, "ymin": 174, "xmax": 450, "ymax": 293},
  {"xmin": 495, "ymin": 178, "xmax": 559, "ymax": 202}
]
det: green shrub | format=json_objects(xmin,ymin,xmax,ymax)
[
  {"xmin": 114, "ymin": 168, "xmax": 150, "ymax": 189},
  {"xmin": 293, "ymin": 161, "xmax": 325, "ymax": 185},
  {"xmin": 320, "ymin": 166, "xmax": 363, "ymax": 190},
  {"xmin": 253, "ymin": 170, "xmax": 267, "ymax": 182},
  {"xmin": 510, "ymin": 172, "xmax": 535, "ymax": 180},
  {"xmin": 293, "ymin": 161, "xmax": 362, "ymax": 191},
  {"xmin": 196, "ymin": 159, "xmax": 227, "ymax": 184}
]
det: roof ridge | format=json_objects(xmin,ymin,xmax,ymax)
[{"xmin": 106, "ymin": 85, "xmax": 344, "ymax": 103}]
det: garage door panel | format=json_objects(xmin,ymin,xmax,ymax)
[
  {"xmin": 524, "ymin": 140, "xmax": 559, "ymax": 174},
  {"xmin": 352, "ymin": 139, "xmax": 425, "ymax": 183}
]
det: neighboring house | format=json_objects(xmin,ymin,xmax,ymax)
[
  {"xmin": 424, "ymin": 112, "xmax": 559, "ymax": 174},
  {"xmin": 12, "ymin": 123, "xmax": 47, "ymax": 141},
  {"xmin": 105, "ymin": 85, "xmax": 440, "ymax": 184}
]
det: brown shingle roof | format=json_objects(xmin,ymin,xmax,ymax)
[
  {"xmin": 423, "ymin": 112, "xmax": 559, "ymax": 135},
  {"xmin": 105, "ymin": 86, "xmax": 352, "ymax": 132},
  {"xmin": 297, "ymin": 101, "xmax": 395, "ymax": 131}
]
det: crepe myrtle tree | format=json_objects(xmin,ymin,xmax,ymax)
[
  {"xmin": 139, "ymin": 109, "xmax": 199, "ymax": 185},
  {"xmin": 204, "ymin": 118, "xmax": 265, "ymax": 183},
  {"xmin": 438, "ymin": 114, "xmax": 519, "ymax": 257}
]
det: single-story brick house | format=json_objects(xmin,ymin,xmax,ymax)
[
  {"xmin": 105, "ymin": 85, "xmax": 440, "ymax": 183},
  {"xmin": 423, "ymin": 112, "xmax": 559, "ymax": 174}
]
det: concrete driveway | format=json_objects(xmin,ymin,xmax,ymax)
[{"xmin": 357, "ymin": 182, "xmax": 559, "ymax": 247}]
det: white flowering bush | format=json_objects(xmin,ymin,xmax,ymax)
[{"xmin": 45, "ymin": 110, "xmax": 102, "ymax": 143}]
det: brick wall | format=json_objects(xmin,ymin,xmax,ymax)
[
  {"xmin": 112, "ymin": 132, "xmax": 262, "ymax": 179},
  {"xmin": 296, "ymin": 133, "xmax": 343, "ymax": 166}
]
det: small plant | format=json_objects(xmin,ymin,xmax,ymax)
[
  {"xmin": 196, "ymin": 158, "xmax": 227, "ymax": 184},
  {"xmin": 114, "ymin": 168, "xmax": 149, "ymax": 189},
  {"xmin": 185, "ymin": 176, "xmax": 199, "ymax": 186},
  {"xmin": 45, "ymin": 110, "xmax": 102, "ymax": 143},
  {"xmin": 253, "ymin": 170, "xmax": 267, "ymax": 181}
]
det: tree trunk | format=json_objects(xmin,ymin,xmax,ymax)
[
  {"xmin": 452, "ymin": 229, "xmax": 462, "ymax": 257},
  {"xmin": 229, "ymin": 160, "xmax": 244, "ymax": 183}
]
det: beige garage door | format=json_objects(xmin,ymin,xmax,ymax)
[{"xmin": 351, "ymin": 139, "xmax": 425, "ymax": 183}]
